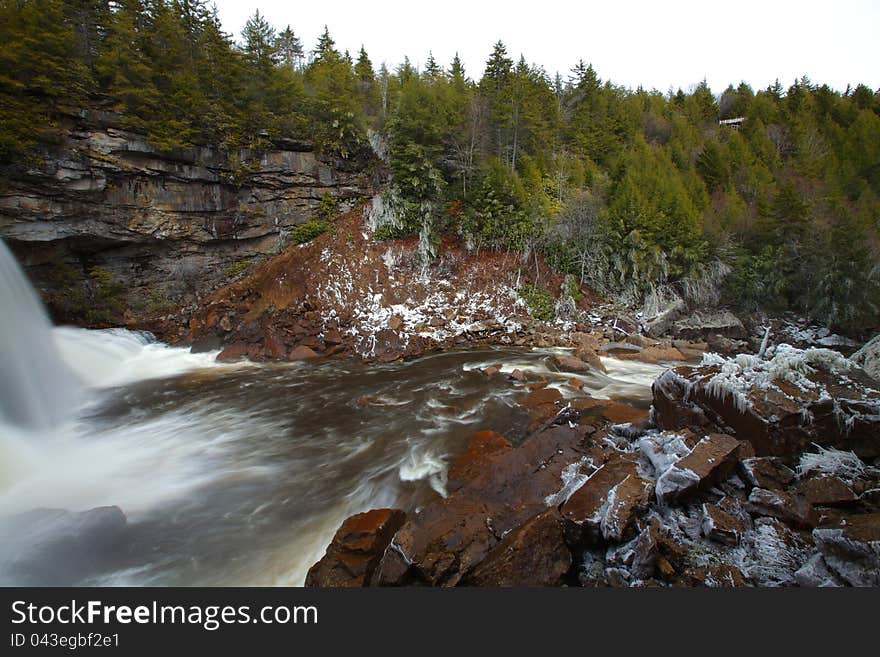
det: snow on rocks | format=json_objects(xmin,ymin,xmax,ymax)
[{"xmin": 652, "ymin": 344, "xmax": 880, "ymax": 459}]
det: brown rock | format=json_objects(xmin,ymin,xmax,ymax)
[
  {"xmin": 656, "ymin": 433, "xmax": 742, "ymax": 503},
  {"xmin": 745, "ymin": 487, "xmax": 817, "ymax": 529},
  {"xmin": 739, "ymin": 457, "xmax": 796, "ymax": 490},
  {"xmin": 216, "ymin": 342, "xmax": 258, "ymax": 362},
  {"xmin": 447, "ymin": 430, "xmax": 513, "ymax": 494},
  {"xmin": 799, "ymin": 476, "xmax": 858, "ymax": 507},
  {"xmin": 306, "ymin": 509, "xmax": 407, "ymax": 587},
  {"xmin": 574, "ymin": 347, "xmax": 606, "ymax": 373},
  {"xmin": 289, "ymin": 345, "xmax": 319, "ymax": 360},
  {"xmin": 626, "ymin": 334, "xmax": 657, "ymax": 348},
  {"xmin": 373, "ymin": 328, "xmax": 405, "ymax": 363},
  {"xmin": 561, "ymin": 454, "xmax": 653, "ymax": 543},
  {"xmin": 463, "ymin": 510, "xmax": 572, "ymax": 586},
  {"xmin": 682, "ymin": 563, "xmax": 747, "ymax": 587},
  {"xmin": 482, "ymin": 365, "xmax": 501, "ymax": 377},
  {"xmin": 323, "ymin": 329, "xmax": 343, "ymax": 345},
  {"xmin": 387, "ymin": 315, "xmax": 403, "ymax": 331},
  {"xmin": 550, "ymin": 354, "xmax": 591, "ymax": 373},
  {"xmin": 373, "ymin": 425, "xmax": 593, "ymax": 586},
  {"xmin": 702, "ymin": 502, "xmax": 745, "ymax": 545},
  {"xmin": 617, "ymin": 345, "xmax": 685, "ymax": 364},
  {"xmin": 508, "ymin": 368, "xmax": 528, "ymax": 382},
  {"xmin": 570, "ymin": 332, "xmax": 601, "ymax": 351}
]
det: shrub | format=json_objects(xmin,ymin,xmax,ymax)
[
  {"xmin": 518, "ymin": 283, "xmax": 554, "ymax": 321},
  {"xmin": 290, "ymin": 220, "xmax": 330, "ymax": 244}
]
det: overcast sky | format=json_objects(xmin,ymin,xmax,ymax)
[{"xmin": 211, "ymin": 0, "xmax": 879, "ymax": 94}]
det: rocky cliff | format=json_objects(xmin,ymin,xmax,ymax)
[{"xmin": 0, "ymin": 109, "xmax": 376, "ymax": 333}]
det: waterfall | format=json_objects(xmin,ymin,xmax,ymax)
[{"xmin": 0, "ymin": 239, "xmax": 82, "ymax": 430}]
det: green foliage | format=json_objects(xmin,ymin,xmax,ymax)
[
  {"xmin": 290, "ymin": 220, "xmax": 330, "ymax": 244},
  {"xmin": 223, "ymin": 258, "xmax": 252, "ymax": 279},
  {"xmin": 518, "ymin": 283, "xmax": 554, "ymax": 321},
  {"xmin": 2, "ymin": 7, "xmax": 880, "ymax": 333}
]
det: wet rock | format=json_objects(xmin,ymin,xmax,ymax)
[
  {"xmin": 798, "ymin": 476, "xmax": 857, "ymax": 507},
  {"xmin": 656, "ymin": 433, "xmax": 742, "ymax": 503},
  {"xmin": 569, "ymin": 332, "xmax": 601, "ymax": 351},
  {"xmin": 518, "ymin": 386, "xmax": 563, "ymax": 424},
  {"xmin": 190, "ymin": 334, "xmax": 222, "ymax": 353},
  {"xmin": 388, "ymin": 315, "xmax": 403, "ymax": 331},
  {"xmin": 463, "ymin": 510, "xmax": 571, "ymax": 586},
  {"xmin": 611, "ymin": 517, "xmax": 688, "ymax": 582},
  {"xmin": 447, "ymin": 430, "xmax": 512, "ymax": 494},
  {"xmin": 625, "ymin": 334, "xmax": 657, "ymax": 349},
  {"xmin": 600, "ymin": 342, "xmax": 642, "ymax": 356},
  {"xmin": 812, "ymin": 512, "xmax": 880, "ymax": 586},
  {"xmin": 617, "ymin": 345, "xmax": 685, "ymax": 364},
  {"xmin": 372, "ymin": 425, "xmax": 593, "ymax": 586},
  {"xmin": 0, "ymin": 506, "xmax": 128, "ymax": 586},
  {"xmin": 306, "ymin": 509, "xmax": 407, "ymax": 587},
  {"xmin": 745, "ymin": 488, "xmax": 817, "ymax": 529},
  {"xmin": 372, "ymin": 328, "xmax": 405, "ymax": 363},
  {"xmin": 561, "ymin": 454, "xmax": 653, "ymax": 544},
  {"xmin": 702, "ymin": 502, "xmax": 745, "ymax": 545},
  {"xmin": 574, "ymin": 347, "xmax": 606, "ymax": 372},
  {"xmin": 289, "ymin": 345, "xmax": 319, "ymax": 360},
  {"xmin": 550, "ymin": 354, "xmax": 592, "ymax": 374},
  {"xmin": 644, "ymin": 299, "xmax": 686, "ymax": 338},
  {"xmin": 508, "ymin": 368, "xmax": 528, "ymax": 382},
  {"xmin": 216, "ymin": 341, "xmax": 259, "ymax": 361},
  {"xmin": 739, "ymin": 457, "xmax": 796, "ymax": 490}
]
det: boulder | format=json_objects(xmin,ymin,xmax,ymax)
[
  {"xmin": 744, "ymin": 488, "xmax": 817, "ymax": 529},
  {"xmin": 651, "ymin": 347, "xmax": 880, "ymax": 459},
  {"xmin": 655, "ymin": 433, "xmax": 742, "ymax": 503},
  {"xmin": 617, "ymin": 345, "xmax": 685, "ymax": 364},
  {"xmin": 306, "ymin": 509, "xmax": 407, "ymax": 587},
  {"xmin": 216, "ymin": 342, "xmax": 259, "ymax": 362},
  {"xmin": 289, "ymin": 345, "xmax": 319, "ymax": 360},
  {"xmin": 551, "ymin": 354, "xmax": 591, "ymax": 374},
  {"xmin": 574, "ymin": 347, "xmax": 606, "ymax": 372},
  {"xmin": 447, "ymin": 430, "xmax": 512, "ymax": 494},
  {"xmin": 702, "ymin": 502, "xmax": 745, "ymax": 545},
  {"xmin": 812, "ymin": 512, "xmax": 880, "ymax": 586},
  {"xmin": 0, "ymin": 506, "xmax": 128, "ymax": 586},
  {"xmin": 372, "ymin": 424, "xmax": 593, "ymax": 586},
  {"xmin": 561, "ymin": 454, "xmax": 653, "ymax": 544},
  {"xmin": 462, "ymin": 510, "xmax": 571, "ymax": 586},
  {"xmin": 798, "ymin": 476, "xmax": 858, "ymax": 507},
  {"xmin": 323, "ymin": 329, "xmax": 343, "ymax": 345}
]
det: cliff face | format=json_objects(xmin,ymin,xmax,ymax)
[{"xmin": 0, "ymin": 109, "xmax": 375, "ymax": 332}]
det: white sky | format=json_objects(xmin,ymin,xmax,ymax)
[{"xmin": 211, "ymin": 0, "xmax": 880, "ymax": 94}]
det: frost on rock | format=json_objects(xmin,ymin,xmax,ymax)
[
  {"xmin": 798, "ymin": 445, "xmax": 868, "ymax": 482},
  {"xmin": 638, "ymin": 432, "xmax": 691, "ymax": 480},
  {"xmin": 656, "ymin": 465, "xmax": 701, "ymax": 505},
  {"xmin": 735, "ymin": 518, "xmax": 812, "ymax": 587},
  {"xmin": 544, "ymin": 457, "xmax": 596, "ymax": 507},
  {"xmin": 698, "ymin": 344, "xmax": 856, "ymax": 414}
]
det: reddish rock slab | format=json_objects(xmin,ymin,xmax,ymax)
[
  {"xmin": 289, "ymin": 345, "xmax": 320, "ymax": 360},
  {"xmin": 702, "ymin": 502, "xmax": 745, "ymax": 545},
  {"xmin": 447, "ymin": 430, "xmax": 513, "ymax": 494},
  {"xmin": 745, "ymin": 487, "xmax": 818, "ymax": 530},
  {"xmin": 682, "ymin": 563, "xmax": 747, "ymax": 587},
  {"xmin": 656, "ymin": 433, "xmax": 742, "ymax": 503},
  {"xmin": 462, "ymin": 510, "xmax": 572, "ymax": 586},
  {"xmin": 551, "ymin": 354, "xmax": 592, "ymax": 374},
  {"xmin": 798, "ymin": 476, "xmax": 858, "ymax": 507},
  {"xmin": 306, "ymin": 509, "xmax": 407, "ymax": 587},
  {"xmin": 561, "ymin": 454, "xmax": 653, "ymax": 544},
  {"xmin": 575, "ymin": 347, "xmax": 606, "ymax": 373},
  {"xmin": 739, "ymin": 457, "xmax": 796, "ymax": 490},
  {"xmin": 216, "ymin": 342, "xmax": 259, "ymax": 362},
  {"xmin": 373, "ymin": 425, "xmax": 594, "ymax": 586}
]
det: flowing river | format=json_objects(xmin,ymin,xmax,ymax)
[{"xmin": 0, "ymin": 241, "xmax": 665, "ymax": 586}]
